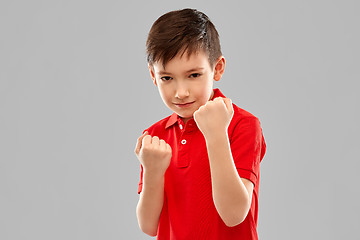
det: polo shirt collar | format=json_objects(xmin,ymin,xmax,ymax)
[{"xmin": 165, "ymin": 88, "xmax": 226, "ymax": 129}]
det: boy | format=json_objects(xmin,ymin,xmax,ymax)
[{"xmin": 134, "ymin": 8, "xmax": 266, "ymax": 240}]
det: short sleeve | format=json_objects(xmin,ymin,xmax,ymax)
[
  {"xmin": 137, "ymin": 129, "xmax": 148, "ymax": 194},
  {"xmin": 229, "ymin": 117, "xmax": 266, "ymax": 187},
  {"xmin": 138, "ymin": 164, "xmax": 144, "ymax": 194}
]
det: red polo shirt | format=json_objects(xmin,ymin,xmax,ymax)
[{"xmin": 137, "ymin": 88, "xmax": 266, "ymax": 240}]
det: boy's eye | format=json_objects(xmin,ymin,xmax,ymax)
[
  {"xmin": 190, "ymin": 73, "xmax": 201, "ymax": 78},
  {"xmin": 160, "ymin": 76, "xmax": 172, "ymax": 81}
]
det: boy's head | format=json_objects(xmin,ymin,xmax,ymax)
[
  {"xmin": 146, "ymin": 8, "xmax": 222, "ymax": 70},
  {"xmin": 146, "ymin": 9, "xmax": 225, "ymax": 124}
]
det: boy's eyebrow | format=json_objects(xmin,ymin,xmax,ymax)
[{"xmin": 157, "ymin": 67, "xmax": 205, "ymax": 75}]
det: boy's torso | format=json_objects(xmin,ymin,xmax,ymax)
[{"xmin": 138, "ymin": 88, "xmax": 265, "ymax": 240}]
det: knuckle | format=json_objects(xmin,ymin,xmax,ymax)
[
  {"xmin": 142, "ymin": 142, "xmax": 150, "ymax": 149},
  {"xmin": 166, "ymin": 145, "xmax": 172, "ymax": 152}
]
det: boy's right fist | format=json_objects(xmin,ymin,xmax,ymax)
[{"xmin": 134, "ymin": 131, "xmax": 172, "ymax": 176}]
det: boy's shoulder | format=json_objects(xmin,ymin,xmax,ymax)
[
  {"xmin": 231, "ymin": 102, "xmax": 261, "ymax": 127},
  {"xmin": 141, "ymin": 114, "xmax": 174, "ymax": 135},
  {"xmin": 232, "ymin": 102, "xmax": 258, "ymax": 119}
]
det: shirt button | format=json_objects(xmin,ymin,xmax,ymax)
[
  {"xmin": 181, "ymin": 139, "xmax": 187, "ymax": 145},
  {"xmin": 179, "ymin": 124, "xmax": 183, "ymax": 130}
]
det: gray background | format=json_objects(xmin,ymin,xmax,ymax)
[{"xmin": 1, "ymin": 0, "xmax": 359, "ymax": 239}]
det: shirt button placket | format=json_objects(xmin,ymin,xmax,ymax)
[{"xmin": 177, "ymin": 131, "xmax": 190, "ymax": 168}]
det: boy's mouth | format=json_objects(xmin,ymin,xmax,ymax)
[{"xmin": 174, "ymin": 101, "xmax": 195, "ymax": 108}]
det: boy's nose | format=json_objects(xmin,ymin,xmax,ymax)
[{"xmin": 175, "ymin": 85, "xmax": 190, "ymax": 99}]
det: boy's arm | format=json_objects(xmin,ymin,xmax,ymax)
[
  {"xmin": 134, "ymin": 132, "xmax": 171, "ymax": 236},
  {"xmin": 136, "ymin": 171, "xmax": 165, "ymax": 236},
  {"xmin": 205, "ymin": 132, "xmax": 253, "ymax": 227},
  {"xmin": 193, "ymin": 97, "xmax": 256, "ymax": 227}
]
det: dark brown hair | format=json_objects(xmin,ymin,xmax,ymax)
[{"xmin": 146, "ymin": 8, "xmax": 222, "ymax": 69}]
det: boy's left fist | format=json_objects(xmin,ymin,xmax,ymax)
[{"xmin": 193, "ymin": 97, "xmax": 234, "ymax": 138}]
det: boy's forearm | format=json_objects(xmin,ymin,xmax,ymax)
[
  {"xmin": 205, "ymin": 131, "xmax": 250, "ymax": 227},
  {"xmin": 136, "ymin": 171, "xmax": 165, "ymax": 236}
]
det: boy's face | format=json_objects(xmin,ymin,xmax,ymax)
[{"xmin": 149, "ymin": 50, "xmax": 225, "ymax": 124}]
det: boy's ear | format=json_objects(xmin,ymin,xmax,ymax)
[
  {"xmin": 213, "ymin": 56, "xmax": 225, "ymax": 81},
  {"xmin": 148, "ymin": 63, "xmax": 157, "ymax": 86}
]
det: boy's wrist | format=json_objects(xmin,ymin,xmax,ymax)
[
  {"xmin": 143, "ymin": 169, "xmax": 165, "ymax": 183},
  {"xmin": 204, "ymin": 130, "xmax": 228, "ymax": 143},
  {"xmin": 142, "ymin": 171, "xmax": 165, "ymax": 193}
]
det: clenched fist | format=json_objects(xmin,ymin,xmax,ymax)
[
  {"xmin": 193, "ymin": 97, "xmax": 234, "ymax": 138},
  {"xmin": 134, "ymin": 131, "xmax": 172, "ymax": 176}
]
